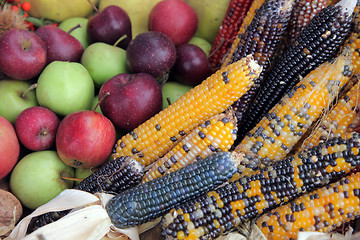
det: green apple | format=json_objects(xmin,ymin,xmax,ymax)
[
  {"xmin": 189, "ymin": 36, "xmax": 212, "ymax": 56},
  {"xmin": 184, "ymin": 0, "xmax": 230, "ymax": 43},
  {"xmin": 162, "ymin": 81, "xmax": 192, "ymax": 109},
  {"xmin": 58, "ymin": 17, "xmax": 90, "ymax": 49},
  {"xmin": 91, "ymin": 95, "xmax": 103, "ymax": 114},
  {"xmin": 20, "ymin": 0, "xmax": 98, "ymax": 22},
  {"xmin": 36, "ymin": 61, "xmax": 95, "ymax": 116},
  {"xmin": 0, "ymin": 80, "xmax": 38, "ymax": 123},
  {"xmin": 81, "ymin": 42, "xmax": 128, "ymax": 87},
  {"xmin": 9, "ymin": 150, "xmax": 74, "ymax": 209},
  {"xmin": 99, "ymin": 0, "xmax": 162, "ymax": 37}
]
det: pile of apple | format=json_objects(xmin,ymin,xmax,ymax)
[{"xmin": 0, "ymin": 0, "xmax": 232, "ymax": 231}]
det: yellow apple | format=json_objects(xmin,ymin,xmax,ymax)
[
  {"xmin": 99, "ymin": 0, "xmax": 162, "ymax": 37},
  {"xmin": 20, "ymin": 0, "xmax": 98, "ymax": 22}
]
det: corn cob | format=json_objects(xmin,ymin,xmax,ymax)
[
  {"xmin": 237, "ymin": 0, "xmax": 355, "ymax": 141},
  {"xmin": 327, "ymin": 0, "xmax": 340, "ymax": 5},
  {"xmin": 28, "ymin": 156, "xmax": 144, "ymax": 232},
  {"xmin": 287, "ymin": 0, "xmax": 327, "ymax": 43},
  {"xmin": 142, "ymin": 109, "xmax": 238, "ymax": 183},
  {"xmin": 222, "ymin": 0, "xmax": 267, "ymax": 68},
  {"xmin": 256, "ymin": 171, "xmax": 360, "ymax": 240},
  {"xmin": 112, "ymin": 55, "xmax": 261, "ymax": 167},
  {"xmin": 106, "ymin": 151, "xmax": 243, "ymax": 228},
  {"xmin": 225, "ymin": 0, "xmax": 295, "ymax": 127},
  {"xmin": 232, "ymin": 48, "xmax": 353, "ymax": 180},
  {"xmin": 208, "ymin": 0, "xmax": 254, "ymax": 71},
  {"xmin": 161, "ymin": 133, "xmax": 360, "ymax": 240}
]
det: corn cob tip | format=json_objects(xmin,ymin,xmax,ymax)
[
  {"xmin": 230, "ymin": 151, "xmax": 245, "ymax": 166},
  {"xmin": 247, "ymin": 55, "xmax": 263, "ymax": 75},
  {"xmin": 336, "ymin": 0, "xmax": 357, "ymax": 16},
  {"xmin": 280, "ymin": 0, "xmax": 295, "ymax": 12}
]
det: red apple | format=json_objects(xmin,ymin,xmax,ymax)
[
  {"xmin": 0, "ymin": 29, "xmax": 47, "ymax": 80},
  {"xmin": 56, "ymin": 110, "xmax": 116, "ymax": 169},
  {"xmin": 0, "ymin": 116, "xmax": 20, "ymax": 180},
  {"xmin": 149, "ymin": 0, "xmax": 198, "ymax": 46},
  {"xmin": 14, "ymin": 106, "xmax": 60, "ymax": 151},
  {"xmin": 99, "ymin": 73, "xmax": 163, "ymax": 132}
]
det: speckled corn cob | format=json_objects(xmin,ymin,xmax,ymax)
[
  {"xmin": 237, "ymin": 0, "xmax": 355, "ymax": 141},
  {"xmin": 232, "ymin": 48, "xmax": 353, "ymax": 179},
  {"xmin": 256, "ymin": 171, "xmax": 360, "ymax": 240},
  {"xmin": 142, "ymin": 109, "xmax": 238, "ymax": 182},
  {"xmin": 112, "ymin": 55, "xmax": 261, "ymax": 167},
  {"xmin": 106, "ymin": 151, "xmax": 243, "ymax": 228},
  {"xmin": 287, "ymin": 0, "xmax": 327, "ymax": 43},
  {"xmin": 225, "ymin": 0, "xmax": 295, "ymax": 127},
  {"xmin": 161, "ymin": 133, "xmax": 360, "ymax": 240},
  {"xmin": 208, "ymin": 0, "xmax": 254, "ymax": 71}
]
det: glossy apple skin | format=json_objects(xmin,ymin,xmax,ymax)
[
  {"xmin": 56, "ymin": 110, "xmax": 116, "ymax": 169},
  {"xmin": 162, "ymin": 81, "xmax": 192, "ymax": 109},
  {"xmin": 0, "ymin": 29, "xmax": 47, "ymax": 80},
  {"xmin": 149, "ymin": 0, "xmax": 198, "ymax": 46},
  {"xmin": 15, "ymin": 106, "xmax": 60, "ymax": 151},
  {"xmin": 0, "ymin": 116, "xmax": 20, "ymax": 180},
  {"xmin": 87, "ymin": 5, "xmax": 132, "ymax": 49},
  {"xmin": 58, "ymin": 17, "xmax": 90, "ymax": 49},
  {"xmin": 36, "ymin": 25, "xmax": 84, "ymax": 64},
  {"xmin": 99, "ymin": 73, "xmax": 163, "ymax": 132},
  {"xmin": 126, "ymin": 31, "xmax": 176, "ymax": 79},
  {"xmin": 172, "ymin": 43, "xmax": 211, "ymax": 86}
]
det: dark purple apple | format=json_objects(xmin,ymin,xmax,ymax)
[
  {"xmin": 172, "ymin": 43, "xmax": 211, "ymax": 86},
  {"xmin": 35, "ymin": 25, "xmax": 84, "ymax": 64},
  {"xmin": 126, "ymin": 31, "xmax": 176, "ymax": 79},
  {"xmin": 99, "ymin": 73, "xmax": 163, "ymax": 132},
  {"xmin": 0, "ymin": 29, "xmax": 47, "ymax": 80},
  {"xmin": 87, "ymin": 5, "xmax": 132, "ymax": 49}
]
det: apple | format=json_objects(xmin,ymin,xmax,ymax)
[
  {"xmin": 149, "ymin": 0, "xmax": 198, "ymax": 46},
  {"xmin": 189, "ymin": 36, "xmax": 212, "ymax": 56},
  {"xmin": 0, "ymin": 29, "xmax": 47, "ymax": 80},
  {"xmin": 0, "ymin": 116, "xmax": 20, "ymax": 180},
  {"xmin": 0, "ymin": 80, "xmax": 38, "ymax": 124},
  {"xmin": 81, "ymin": 42, "xmax": 128, "ymax": 87},
  {"xmin": 35, "ymin": 24, "xmax": 84, "ymax": 64},
  {"xmin": 87, "ymin": 5, "xmax": 132, "ymax": 49},
  {"xmin": 56, "ymin": 110, "xmax": 116, "ymax": 169},
  {"xmin": 36, "ymin": 61, "xmax": 95, "ymax": 116},
  {"xmin": 9, "ymin": 150, "xmax": 74, "ymax": 209},
  {"xmin": 162, "ymin": 81, "xmax": 192, "ymax": 109},
  {"xmin": 14, "ymin": 106, "xmax": 60, "ymax": 151},
  {"xmin": 126, "ymin": 31, "xmax": 176, "ymax": 79},
  {"xmin": 91, "ymin": 95, "xmax": 103, "ymax": 114},
  {"xmin": 58, "ymin": 17, "xmax": 91, "ymax": 49},
  {"xmin": 99, "ymin": 73, "xmax": 163, "ymax": 132}
]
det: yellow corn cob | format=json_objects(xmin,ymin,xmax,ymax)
[
  {"xmin": 112, "ymin": 55, "xmax": 261, "ymax": 167},
  {"xmin": 221, "ymin": 0, "xmax": 266, "ymax": 67},
  {"xmin": 232, "ymin": 48, "xmax": 353, "ymax": 180},
  {"xmin": 142, "ymin": 108, "xmax": 238, "ymax": 182}
]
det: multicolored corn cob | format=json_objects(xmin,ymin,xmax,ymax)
[
  {"xmin": 232, "ymin": 48, "xmax": 353, "ymax": 179},
  {"xmin": 237, "ymin": 0, "xmax": 355, "ymax": 141},
  {"xmin": 256, "ymin": 171, "xmax": 360, "ymax": 240},
  {"xmin": 112, "ymin": 55, "xmax": 261, "ymax": 167},
  {"xmin": 142, "ymin": 109, "xmax": 238, "ymax": 182},
  {"xmin": 106, "ymin": 151, "xmax": 243, "ymax": 228},
  {"xmin": 208, "ymin": 0, "xmax": 254, "ymax": 71},
  {"xmin": 28, "ymin": 156, "xmax": 144, "ymax": 232},
  {"xmin": 287, "ymin": 0, "xmax": 327, "ymax": 43},
  {"xmin": 161, "ymin": 133, "xmax": 360, "ymax": 240},
  {"xmin": 225, "ymin": 0, "xmax": 295, "ymax": 127}
]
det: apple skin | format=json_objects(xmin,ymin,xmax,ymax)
[
  {"xmin": 56, "ymin": 110, "xmax": 116, "ymax": 169},
  {"xmin": 0, "ymin": 80, "xmax": 38, "ymax": 124},
  {"xmin": 162, "ymin": 81, "xmax": 192, "ymax": 109},
  {"xmin": 149, "ymin": 0, "xmax": 198, "ymax": 46},
  {"xmin": 99, "ymin": 73, "xmax": 163, "ymax": 132},
  {"xmin": 0, "ymin": 116, "xmax": 20, "ymax": 180},
  {"xmin": 81, "ymin": 42, "xmax": 128, "ymax": 87},
  {"xmin": 58, "ymin": 17, "xmax": 90, "ymax": 49},
  {"xmin": 36, "ymin": 61, "xmax": 95, "ymax": 116},
  {"xmin": 9, "ymin": 150, "xmax": 74, "ymax": 209},
  {"xmin": 0, "ymin": 29, "xmax": 47, "ymax": 81},
  {"xmin": 14, "ymin": 106, "xmax": 60, "ymax": 151},
  {"xmin": 189, "ymin": 36, "xmax": 212, "ymax": 56}
]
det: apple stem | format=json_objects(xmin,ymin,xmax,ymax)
[
  {"xmin": 87, "ymin": 0, "xmax": 99, "ymax": 13},
  {"xmin": 166, "ymin": 97, "xmax": 172, "ymax": 106},
  {"xmin": 113, "ymin": 35, "xmax": 127, "ymax": 47},
  {"xmin": 67, "ymin": 24, "xmax": 82, "ymax": 35},
  {"xmin": 61, "ymin": 176, "xmax": 85, "ymax": 182},
  {"xmin": 93, "ymin": 92, "xmax": 110, "ymax": 112},
  {"xmin": 21, "ymin": 83, "xmax": 37, "ymax": 98}
]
